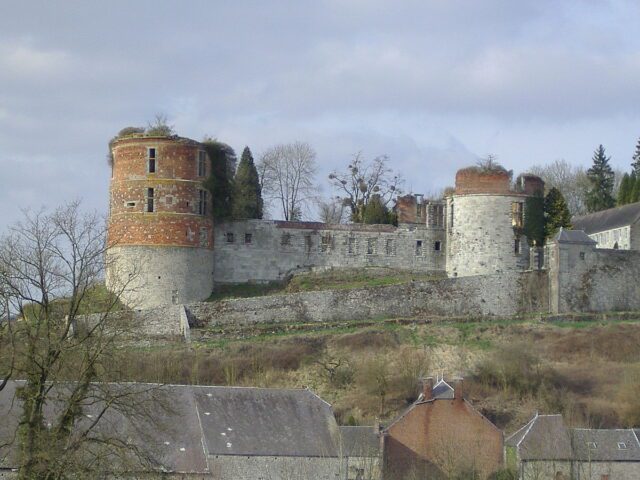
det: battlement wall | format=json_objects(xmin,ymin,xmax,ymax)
[{"xmin": 212, "ymin": 220, "xmax": 446, "ymax": 284}]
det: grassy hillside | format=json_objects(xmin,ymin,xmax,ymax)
[{"xmin": 102, "ymin": 314, "xmax": 640, "ymax": 434}]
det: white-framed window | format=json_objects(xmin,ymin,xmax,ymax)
[
  {"xmin": 197, "ymin": 150, "xmax": 207, "ymax": 177},
  {"xmin": 146, "ymin": 188, "xmax": 155, "ymax": 213},
  {"xmin": 147, "ymin": 147, "xmax": 157, "ymax": 174}
]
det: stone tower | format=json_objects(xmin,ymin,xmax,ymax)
[
  {"xmin": 106, "ymin": 135, "xmax": 214, "ymax": 308},
  {"xmin": 445, "ymin": 167, "xmax": 544, "ymax": 277}
]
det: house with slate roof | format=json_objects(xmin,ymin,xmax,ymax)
[
  {"xmin": 0, "ymin": 381, "xmax": 381, "ymax": 480},
  {"xmin": 506, "ymin": 413, "xmax": 640, "ymax": 480},
  {"xmin": 572, "ymin": 202, "xmax": 640, "ymax": 250},
  {"xmin": 382, "ymin": 377, "xmax": 503, "ymax": 479}
]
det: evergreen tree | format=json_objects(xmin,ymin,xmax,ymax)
[
  {"xmin": 631, "ymin": 174, "xmax": 640, "ymax": 204},
  {"xmin": 544, "ymin": 187, "xmax": 572, "ymax": 238},
  {"xmin": 632, "ymin": 137, "xmax": 640, "ymax": 176},
  {"xmin": 618, "ymin": 173, "xmax": 632, "ymax": 206},
  {"xmin": 232, "ymin": 146, "xmax": 263, "ymax": 219},
  {"xmin": 585, "ymin": 144, "xmax": 615, "ymax": 213},
  {"xmin": 202, "ymin": 139, "xmax": 235, "ymax": 220},
  {"xmin": 362, "ymin": 195, "xmax": 393, "ymax": 224},
  {"xmin": 523, "ymin": 191, "xmax": 545, "ymax": 246}
]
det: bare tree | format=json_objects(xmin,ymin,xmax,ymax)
[
  {"xmin": 529, "ymin": 159, "xmax": 590, "ymax": 217},
  {"xmin": 329, "ymin": 153, "xmax": 403, "ymax": 223},
  {"xmin": 258, "ymin": 141, "xmax": 319, "ymax": 221},
  {"xmin": 0, "ymin": 201, "xmax": 164, "ymax": 479},
  {"xmin": 317, "ymin": 197, "xmax": 347, "ymax": 224}
]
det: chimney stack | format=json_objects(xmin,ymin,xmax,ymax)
[
  {"xmin": 422, "ymin": 377, "xmax": 434, "ymax": 400},
  {"xmin": 453, "ymin": 378, "xmax": 464, "ymax": 401}
]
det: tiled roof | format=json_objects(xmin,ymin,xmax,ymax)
[
  {"xmin": 553, "ymin": 228, "xmax": 597, "ymax": 245},
  {"xmin": 572, "ymin": 202, "xmax": 640, "ymax": 234},
  {"xmin": 506, "ymin": 414, "xmax": 573, "ymax": 461}
]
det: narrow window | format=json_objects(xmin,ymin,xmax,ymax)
[
  {"xmin": 321, "ymin": 234, "xmax": 331, "ymax": 252},
  {"xmin": 366, "ymin": 238, "xmax": 376, "ymax": 255},
  {"xmin": 579, "ymin": 251, "xmax": 585, "ymax": 260},
  {"xmin": 514, "ymin": 238, "xmax": 521, "ymax": 254},
  {"xmin": 305, "ymin": 235, "xmax": 312, "ymax": 253},
  {"xmin": 511, "ymin": 202, "xmax": 524, "ymax": 228},
  {"xmin": 244, "ymin": 233, "xmax": 252, "ymax": 244},
  {"xmin": 449, "ymin": 203, "xmax": 454, "ymax": 228},
  {"xmin": 197, "ymin": 150, "xmax": 207, "ymax": 177},
  {"xmin": 434, "ymin": 240, "xmax": 441, "ymax": 251},
  {"xmin": 198, "ymin": 190, "xmax": 207, "ymax": 216},
  {"xmin": 415, "ymin": 240, "xmax": 423, "ymax": 256},
  {"xmin": 281, "ymin": 233, "xmax": 292, "ymax": 246},
  {"xmin": 226, "ymin": 232, "xmax": 235, "ymax": 243},
  {"xmin": 347, "ymin": 236, "xmax": 356, "ymax": 254},
  {"xmin": 146, "ymin": 188, "xmax": 155, "ymax": 212},
  {"xmin": 148, "ymin": 148, "xmax": 156, "ymax": 173},
  {"xmin": 416, "ymin": 202, "xmax": 422, "ymax": 218},
  {"xmin": 385, "ymin": 239, "xmax": 394, "ymax": 255}
]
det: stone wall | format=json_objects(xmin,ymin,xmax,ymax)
[
  {"xmin": 106, "ymin": 245, "xmax": 214, "ymax": 309},
  {"xmin": 446, "ymin": 194, "xmax": 531, "ymax": 278},
  {"xmin": 213, "ymin": 220, "xmax": 446, "ymax": 284},
  {"xmin": 186, "ymin": 272, "xmax": 547, "ymax": 326},
  {"xmin": 548, "ymin": 241, "xmax": 640, "ymax": 313},
  {"xmin": 207, "ymin": 455, "xmax": 343, "ymax": 480}
]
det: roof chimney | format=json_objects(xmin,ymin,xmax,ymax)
[
  {"xmin": 453, "ymin": 378, "xmax": 464, "ymax": 401},
  {"xmin": 422, "ymin": 377, "xmax": 434, "ymax": 401}
]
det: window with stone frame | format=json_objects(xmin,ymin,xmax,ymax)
[
  {"xmin": 511, "ymin": 201, "xmax": 524, "ymax": 228},
  {"xmin": 198, "ymin": 189, "xmax": 208, "ymax": 216},
  {"xmin": 146, "ymin": 187, "xmax": 155, "ymax": 213},
  {"xmin": 434, "ymin": 240, "xmax": 441, "ymax": 251},
  {"xmin": 366, "ymin": 238, "xmax": 377, "ymax": 255},
  {"xmin": 347, "ymin": 236, "xmax": 356, "ymax": 254},
  {"xmin": 197, "ymin": 150, "xmax": 207, "ymax": 177},
  {"xmin": 147, "ymin": 147, "xmax": 157, "ymax": 173},
  {"xmin": 320, "ymin": 234, "xmax": 332, "ymax": 252},
  {"xmin": 385, "ymin": 238, "xmax": 394, "ymax": 255},
  {"xmin": 281, "ymin": 233, "xmax": 292, "ymax": 246},
  {"xmin": 415, "ymin": 240, "xmax": 423, "ymax": 256},
  {"xmin": 514, "ymin": 238, "xmax": 521, "ymax": 255}
]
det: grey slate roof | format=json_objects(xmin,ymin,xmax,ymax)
[
  {"xmin": 572, "ymin": 202, "xmax": 640, "ymax": 234},
  {"xmin": 571, "ymin": 429, "xmax": 640, "ymax": 462},
  {"xmin": 553, "ymin": 228, "xmax": 597, "ymax": 245},
  {"xmin": 506, "ymin": 414, "xmax": 573, "ymax": 461},
  {"xmin": 193, "ymin": 386, "xmax": 340, "ymax": 457},
  {"xmin": 508, "ymin": 414, "xmax": 640, "ymax": 463},
  {"xmin": 431, "ymin": 379, "xmax": 454, "ymax": 399},
  {"xmin": 0, "ymin": 381, "xmax": 341, "ymax": 474},
  {"xmin": 339, "ymin": 426, "xmax": 380, "ymax": 458}
]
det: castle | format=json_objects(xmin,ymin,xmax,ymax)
[{"xmin": 106, "ymin": 133, "xmax": 640, "ymax": 321}]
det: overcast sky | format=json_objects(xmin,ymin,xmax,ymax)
[{"xmin": 1, "ymin": 0, "xmax": 640, "ymax": 228}]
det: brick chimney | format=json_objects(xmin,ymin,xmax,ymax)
[
  {"xmin": 422, "ymin": 377, "xmax": 434, "ymax": 400},
  {"xmin": 453, "ymin": 378, "xmax": 464, "ymax": 401}
]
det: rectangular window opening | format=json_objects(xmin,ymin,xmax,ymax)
[
  {"xmin": 305, "ymin": 235, "xmax": 312, "ymax": 253},
  {"xmin": 244, "ymin": 233, "xmax": 252, "ymax": 244},
  {"xmin": 146, "ymin": 188, "xmax": 155, "ymax": 213},
  {"xmin": 434, "ymin": 240, "xmax": 441, "ymax": 251},
  {"xmin": 226, "ymin": 232, "xmax": 235, "ymax": 243},
  {"xmin": 198, "ymin": 189, "xmax": 208, "ymax": 216},
  {"xmin": 512, "ymin": 202, "xmax": 524, "ymax": 228},
  {"xmin": 366, "ymin": 238, "xmax": 376, "ymax": 255},
  {"xmin": 514, "ymin": 238, "xmax": 521, "ymax": 255},
  {"xmin": 281, "ymin": 233, "xmax": 292, "ymax": 246},
  {"xmin": 148, "ymin": 148, "xmax": 156, "ymax": 174},
  {"xmin": 385, "ymin": 239, "xmax": 394, "ymax": 255},
  {"xmin": 347, "ymin": 236, "xmax": 356, "ymax": 254},
  {"xmin": 321, "ymin": 234, "xmax": 331, "ymax": 252},
  {"xmin": 415, "ymin": 240, "xmax": 423, "ymax": 256},
  {"xmin": 198, "ymin": 150, "xmax": 207, "ymax": 177}
]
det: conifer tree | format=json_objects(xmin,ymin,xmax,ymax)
[
  {"xmin": 618, "ymin": 173, "xmax": 632, "ymax": 206},
  {"xmin": 544, "ymin": 187, "xmax": 572, "ymax": 238},
  {"xmin": 202, "ymin": 139, "xmax": 235, "ymax": 220},
  {"xmin": 362, "ymin": 195, "xmax": 392, "ymax": 224},
  {"xmin": 631, "ymin": 174, "xmax": 640, "ymax": 204},
  {"xmin": 232, "ymin": 146, "xmax": 263, "ymax": 219},
  {"xmin": 586, "ymin": 144, "xmax": 615, "ymax": 213},
  {"xmin": 632, "ymin": 137, "xmax": 640, "ymax": 176}
]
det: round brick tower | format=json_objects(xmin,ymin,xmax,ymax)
[
  {"xmin": 445, "ymin": 167, "xmax": 544, "ymax": 277},
  {"xmin": 106, "ymin": 134, "xmax": 214, "ymax": 308}
]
